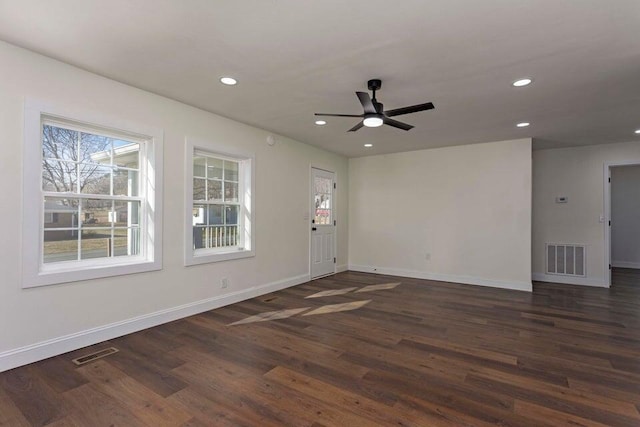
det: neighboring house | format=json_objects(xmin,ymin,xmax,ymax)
[{"xmin": 44, "ymin": 200, "xmax": 77, "ymax": 239}]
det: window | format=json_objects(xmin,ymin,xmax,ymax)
[
  {"xmin": 185, "ymin": 139, "xmax": 254, "ymax": 265},
  {"xmin": 22, "ymin": 101, "xmax": 163, "ymax": 287},
  {"xmin": 314, "ymin": 175, "xmax": 333, "ymax": 225}
]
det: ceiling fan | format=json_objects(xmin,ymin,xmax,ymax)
[{"xmin": 315, "ymin": 79, "xmax": 434, "ymax": 132}]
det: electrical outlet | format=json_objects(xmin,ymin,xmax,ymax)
[
  {"xmin": 221, "ymin": 278, "xmax": 229, "ymax": 289},
  {"xmin": 425, "ymin": 253, "xmax": 431, "ymax": 261}
]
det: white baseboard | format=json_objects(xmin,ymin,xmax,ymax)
[
  {"xmin": 531, "ymin": 272, "xmax": 608, "ymax": 288},
  {"xmin": 348, "ymin": 264, "xmax": 532, "ymax": 292},
  {"xmin": 0, "ymin": 273, "xmax": 310, "ymax": 373},
  {"xmin": 336, "ymin": 264, "xmax": 348, "ymax": 273},
  {"xmin": 612, "ymin": 261, "xmax": 640, "ymax": 269}
]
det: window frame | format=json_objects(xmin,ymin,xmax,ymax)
[
  {"xmin": 22, "ymin": 100, "xmax": 163, "ymax": 288},
  {"xmin": 184, "ymin": 138, "xmax": 255, "ymax": 266}
]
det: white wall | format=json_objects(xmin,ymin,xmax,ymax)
[
  {"xmin": 532, "ymin": 141, "xmax": 640, "ymax": 286},
  {"xmin": 0, "ymin": 41, "xmax": 348, "ymax": 371},
  {"xmin": 611, "ymin": 165, "xmax": 640, "ymax": 269},
  {"xmin": 348, "ymin": 138, "xmax": 532, "ymax": 291}
]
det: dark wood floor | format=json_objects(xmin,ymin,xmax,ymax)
[{"xmin": 2, "ymin": 269, "xmax": 640, "ymax": 426}]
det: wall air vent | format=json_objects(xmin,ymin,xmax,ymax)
[{"xmin": 546, "ymin": 244, "xmax": 585, "ymax": 276}]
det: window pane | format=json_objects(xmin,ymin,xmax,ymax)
[
  {"xmin": 314, "ymin": 176, "xmax": 331, "ymax": 195},
  {"xmin": 314, "ymin": 172, "xmax": 331, "ymax": 225},
  {"xmin": 80, "ymin": 132, "xmax": 112, "ymax": 165},
  {"xmin": 79, "ymin": 164, "xmax": 112, "ymax": 195},
  {"xmin": 44, "ymin": 198, "xmax": 78, "ymax": 229},
  {"xmin": 113, "ymin": 228, "xmax": 140, "ymax": 257},
  {"xmin": 315, "ymin": 193, "xmax": 330, "ymax": 211},
  {"xmin": 42, "ymin": 125, "xmax": 78, "ymax": 162},
  {"xmin": 207, "ymin": 157, "xmax": 223, "ymax": 180},
  {"xmin": 43, "ymin": 230, "xmax": 78, "ymax": 263},
  {"xmin": 207, "ymin": 179, "xmax": 222, "ymax": 201},
  {"xmin": 112, "ymin": 141, "xmax": 139, "ymax": 169},
  {"xmin": 82, "ymin": 199, "xmax": 112, "ymax": 227},
  {"xmin": 42, "ymin": 159, "xmax": 77, "ymax": 193},
  {"xmin": 192, "ymin": 205, "xmax": 206, "ymax": 225},
  {"xmin": 208, "ymin": 205, "xmax": 223, "ymax": 225},
  {"xmin": 113, "ymin": 169, "xmax": 138, "ymax": 196},
  {"xmin": 315, "ymin": 208, "xmax": 331, "ymax": 225},
  {"xmin": 224, "ymin": 161, "xmax": 238, "ymax": 181},
  {"xmin": 205, "ymin": 225, "xmax": 225, "ymax": 248},
  {"xmin": 225, "ymin": 226, "xmax": 239, "ymax": 246},
  {"xmin": 193, "ymin": 156, "xmax": 206, "ymax": 178},
  {"xmin": 225, "ymin": 205, "xmax": 239, "ymax": 225},
  {"xmin": 193, "ymin": 226, "xmax": 206, "ymax": 249},
  {"xmin": 225, "ymin": 181, "xmax": 238, "ymax": 202},
  {"xmin": 80, "ymin": 228, "xmax": 112, "ymax": 260},
  {"xmin": 114, "ymin": 201, "xmax": 141, "ymax": 226},
  {"xmin": 193, "ymin": 178, "xmax": 206, "ymax": 201}
]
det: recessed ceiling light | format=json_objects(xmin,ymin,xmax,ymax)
[
  {"xmin": 315, "ymin": 120, "xmax": 327, "ymax": 126},
  {"xmin": 364, "ymin": 143, "xmax": 373, "ymax": 148},
  {"xmin": 635, "ymin": 129, "xmax": 640, "ymax": 134},
  {"xmin": 220, "ymin": 77, "xmax": 237, "ymax": 86},
  {"xmin": 516, "ymin": 122, "xmax": 530, "ymax": 128},
  {"xmin": 512, "ymin": 78, "xmax": 532, "ymax": 87}
]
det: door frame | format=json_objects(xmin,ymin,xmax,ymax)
[
  {"xmin": 603, "ymin": 159, "xmax": 640, "ymax": 287},
  {"xmin": 309, "ymin": 165, "xmax": 337, "ymax": 278}
]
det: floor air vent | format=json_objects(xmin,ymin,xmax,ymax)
[
  {"xmin": 72, "ymin": 347, "xmax": 119, "ymax": 366},
  {"xmin": 546, "ymin": 244, "xmax": 585, "ymax": 276}
]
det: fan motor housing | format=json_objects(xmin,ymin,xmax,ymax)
[{"xmin": 367, "ymin": 79, "xmax": 382, "ymax": 91}]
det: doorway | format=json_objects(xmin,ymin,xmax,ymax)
[
  {"xmin": 605, "ymin": 162, "xmax": 640, "ymax": 286},
  {"xmin": 310, "ymin": 167, "xmax": 336, "ymax": 278}
]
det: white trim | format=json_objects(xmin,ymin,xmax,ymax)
[
  {"xmin": 336, "ymin": 264, "xmax": 348, "ymax": 273},
  {"xmin": 604, "ymin": 159, "xmax": 640, "ymax": 288},
  {"xmin": 349, "ymin": 264, "xmax": 532, "ymax": 292},
  {"xmin": 532, "ymin": 272, "xmax": 607, "ymax": 287},
  {"xmin": 22, "ymin": 99, "xmax": 163, "ymax": 288},
  {"xmin": 612, "ymin": 261, "xmax": 640, "ymax": 269},
  {"xmin": 184, "ymin": 137, "xmax": 255, "ymax": 266},
  {"xmin": 0, "ymin": 273, "xmax": 309, "ymax": 373}
]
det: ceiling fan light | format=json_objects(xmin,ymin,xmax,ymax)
[{"xmin": 363, "ymin": 115, "xmax": 384, "ymax": 128}]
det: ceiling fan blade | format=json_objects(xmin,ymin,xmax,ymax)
[
  {"xmin": 315, "ymin": 113, "xmax": 363, "ymax": 117},
  {"xmin": 383, "ymin": 117, "xmax": 413, "ymax": 131},
  {"xmin": 348, "ymin": 121, "xmax": 365, "ymax": 132},
  {"xmin": 384, "ymin": 102, "xmax": 434, "ymax": 117},
  {"xmin": 356, "ymin": 92, "xmax": 376, "ymax": 114}
]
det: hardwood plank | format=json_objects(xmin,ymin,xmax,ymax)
[
  {"xmin": 0, "ymin": 385, "xmax": 31, "ymax": 427},
  {"xmin": 77, "ymin": 360, "xmax": 193, "ymax": 426},
  {"xmin": 514, "ymin": 400, "xmax": 611, "ymax": 427},
  {"xmin": 30, "ymin": 356, "xmax": 88, "ymax": 393},
  {"xmin": 264, "ymin": 366, "xmax": 416, "ymax": 426},
  {"xmin": 0, "ymin": 366, "xmax": 68, "ymax": 426},
  {"xmin": 466, "ymin": 373, "xmax": 640, "ymax": 426},
  {"xmin": 62, "ymin": 383, "xmax": 147, "ymax": 426}
]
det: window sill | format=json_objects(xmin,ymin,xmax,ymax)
[
  {"xmin": 23, "ymin": 258, "xmax": 161, "ymax": 289},
  {"xmin": 185, "ymin": 248, "xmax": 255, "ymax": 266}
]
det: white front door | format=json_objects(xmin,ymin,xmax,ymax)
[{"xmin": 311, "ymin": 168, "xmax": 336, "ymax": 278}]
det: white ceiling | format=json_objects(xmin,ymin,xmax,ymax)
[{"xmin": 1, "ymin": 0, "xmax": 639, "ymax": 157}]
